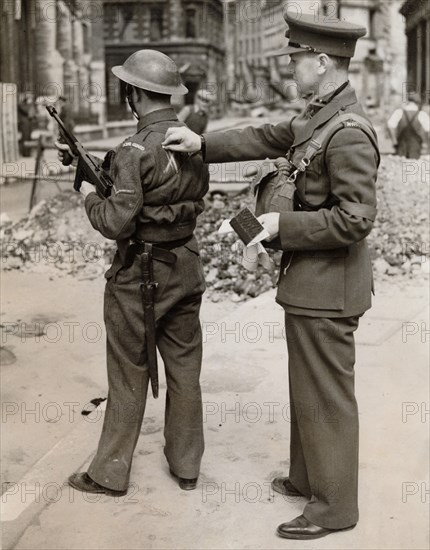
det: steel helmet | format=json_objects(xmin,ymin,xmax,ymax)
[{"xmin": 112, "ymin": 50, "xmax": 188, "ymax": 96}]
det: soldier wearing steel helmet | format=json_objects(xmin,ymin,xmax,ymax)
[
  {"xmin": 163, "ymin": 10, "xmax": 380, "ymax": 540},
  {"xmin": 59, "ymin": 50, "xmax": 209, "ymax": 495}
]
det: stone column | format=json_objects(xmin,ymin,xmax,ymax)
[
  {"xmin": 78, "ymin": 65, "xmax": 91, "ymax": 117},
  {"xmin": 71, "ymin": 12, "xmax": 85, "ymax": 114},
  {"xmin": 89, "ymin": 61, "xmax": 107, "ymax": 133},
  {"xmin": 169, "ymin": 0, "xmax": 182, "ymax": 39},
  {"xmin": 88, "ymin": 5, "xmax": 107, "ymax": 132},
  {"xmin": 57, "ymin": 0, "xmax": 78, "ymax": 109},
  {"xmin": 57, "ymin": 0, "xmax": 73, "ymax": 61},
  {"xmin": 34, "ymin": 0, "xmax": 63, "ymax": 98}
]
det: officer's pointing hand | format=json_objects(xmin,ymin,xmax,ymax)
[
  {"xmin": 258, "ymin": 213, "xmax": 280, "ymax": 241},
  {"xmin": 162, "ymin": 127, "xmax": 201, "ymax": 153}
]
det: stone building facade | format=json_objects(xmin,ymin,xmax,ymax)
[
  {"xmin": 224, "ymin": 0, "xmax": 325, "ymax": 106},
  {"xmin": 102, "ymin": 0, "xmax": 225, "ymax": 119},
  {"xmin": 400, "ymin": 0, "xmax": 430, "ymax": 103},
  {"xmin": 0, "ymin": 0, "xmax": 107, "ymax": 142},
  {"xmin": 224, "ymin": 0, "xmax": 409, "ymax": 113},
  {"xmin": 322, "ymin": 0, "xmax": 407, "ymax": 116}
]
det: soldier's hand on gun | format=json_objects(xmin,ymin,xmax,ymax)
[
  {"xmin": 54, "ymin": 140, "xmax": 77, "ymax": 166},
  {"xmin": 79, "ymin": 180, "xmax": 96, "ymax": 198},
  {"xmin": 162, "ymin": 127, "xmax": 201, "ymax": 153},
  {"xmin": 258, "ymin": 213, "xmax": 280, "ymax": 241}
]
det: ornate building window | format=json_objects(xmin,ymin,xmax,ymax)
[
  {"xmin": 186, "ymin": 7, "xmax": 197, "ymax": 38},
  {"xmin": 368, "ymin": 8, "xmax": 377, "ymax": 40},
  {"xmin": 419, "ymin": 19, "xmax": 427, "ymax": 99},
  {"xmin": 118, "ymin": 4, "xmax": 135, "ymax": 41},
  {"xmin": 150, "ymin": 7, "xmax": 163, "ymax": 41},
  {"xmin": 104, "ymin": 4, "xmax": 119, "ymax": 41},
  {"xmin": 83, "ymin": 22, "xmax": 90, "ymax": 54}
]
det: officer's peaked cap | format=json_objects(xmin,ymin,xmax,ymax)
[
  {"xmin": 276, "ymin": 9, "xmax": 367, "ymax": 58},
  {"xmin": 112, "ymin": 50, "xmax": 188, "ymax": 95}
]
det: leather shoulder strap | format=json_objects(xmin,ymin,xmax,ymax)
[
  {"xmin": 397, "ymin": 109, "xmax": 421, "ymax": 141},
  {"xmin": 404, "ymin": 109, "xmax": 420, "ymax": 126},
  {"xmin": 297, "ymin": 113, "xmax": 380, "ymax": 172}
]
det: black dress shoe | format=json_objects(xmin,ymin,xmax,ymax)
[
  {"xmin": 169, "ymin": 468, "xmax": 198, "ymax": 491},
  {"xmin": 277, "ymin": 515, "xmax": 356, "ymax": 540},
  {"xmin": 271, "ymin": 477, "xmax": 305, "ymax": 497},
  {"xmin": 68, "ymin": 472, "xmax": 127, "ymax": 497}
]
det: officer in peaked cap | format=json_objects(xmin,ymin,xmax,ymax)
[
  {"xmin": 58, "ymin": 49, "xmax": 209, "ymax": 495},
  {"xmin": 163, "ymin": 9, "xmax": 379, "ymax": 541},
  {"xmin": 277, "ymin": 9, "xmax": 367, "ymax": 58}
]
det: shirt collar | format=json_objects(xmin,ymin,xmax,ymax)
[
  {"xmin": 137, "ymin": 107, "xmax": 178, "ymax": 132},
  {"xmin": 305, "ymin": 81, "xmax": 350, "ymax": 117}
]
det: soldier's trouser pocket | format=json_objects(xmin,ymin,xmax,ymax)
[{"xmin": 180, "ymin": 240, "xmax": 206, "ymax": 294}]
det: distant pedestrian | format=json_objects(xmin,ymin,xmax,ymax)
[
  {"xmin": 34, "ymin": 97, "xmax": 53, "ymax": 136},
  {"xmin": 56, "ymin": 96, "xmax": 75, "ymax": 133},
  {"xmin": 17, "ymin": 92, "xmax": 35, "ymax": 157},
  {"xmin": 388, "ymin": 91, "xmax": 430, "ymax": 158},
  {"xmin": 177, "ymin": 89, "xmax": 215, "ymax": 134},
  {"xmin": 54, "ymin": 96, "xmax": 75, "ymax": 151}
]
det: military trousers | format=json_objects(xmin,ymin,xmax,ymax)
[
  {"xmin": 284, "ymin": 312, "xmax": 360, "ymax": 529},
  {"xmin": 396, "ymin": 133, "xmax": 422, "ymax": 159},
  {"xmin": 88, "ymin": 238, "xmax": 206, "ymax": 492}
]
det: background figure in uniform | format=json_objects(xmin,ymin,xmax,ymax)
[
  {"xmin": 17, "ymin": 92, "xmax": 35, "ymax": 157},
  {"xmin": 387, "ymin": 91, "xmax": 430, "ymax": 158},
  {"xmin": 57, "ymin": 50, "xmax": 209, "ymax": 496},
  {"xmin": 56, "ymin": 96, "xmax": 75, "ymax": 133},
  {"xmin": 177, "ymin": 89, "xmax": 214, "ymax": 134},
  {"xmin": 163, "ymin": 10, "xmax": 379, "ymax": 541},
  {"xmin": 55, "ymin": 96, "xmax": 76, "ymax": 153},
  {"xmin": 34, "ymin": 96, "xmax": 54, "ymax": 140}
]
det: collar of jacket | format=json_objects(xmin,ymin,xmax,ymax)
[
  {"xmin": 136, "ymin": 107, "xmax": 178, "ymax": 133},
  {"xmin": 305, "ymin": 81, "xmax": 349, "ymax": 116},
  {"xmin": 292, "ymin": 83, "xmax": 358, "ymax": 148}
]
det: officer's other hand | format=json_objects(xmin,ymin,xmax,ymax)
[
  {"xmin": 258, "ymin": 213, "xmax": 280, "ymax": 241},
  {"xmin": 162, "ymin": 127, "xmax": 201, "ymax": 153},
  {"xmin": 79, "ymin": 180, "xmax": 96, "ymax": 198},
  {"xmin": 54, "ymin": 140, "xmax": 77, "ymax": 165}
]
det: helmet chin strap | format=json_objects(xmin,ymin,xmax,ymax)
[{"xmin": 126, "ymin": 84, "xmax": 140, "ymax": 120}]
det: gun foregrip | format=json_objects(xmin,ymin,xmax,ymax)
[{"xmin": 62, "ymin": 151, "xmax": 75, "ymax": 167}]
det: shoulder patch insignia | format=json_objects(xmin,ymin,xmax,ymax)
[
  {"xmin": 345, "ymin": 120, "xmax": 360, "ymax": 128},
  {"xmin": 123, "ymin": 141, "xmax": 145, "ymax": 151}
]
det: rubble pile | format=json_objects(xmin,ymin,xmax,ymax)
[
  {"xmin": 1, "ymin": 154, "xmax": 428, "ymax": 300},
  {"xmin": 0, "ymin": 193, "xmax": 111, "ymax": 280},
  {"xmin": 194, "ymin": 194, "xmax": 281, "ymax": 302},
  {"xmin": 366, "ymin": 155, "xmax": 429, "ymax": 282}
]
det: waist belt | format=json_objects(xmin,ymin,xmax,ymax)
[{"xmin": 132, "ymin": 235, "xmax": 192, "ymax": 263}]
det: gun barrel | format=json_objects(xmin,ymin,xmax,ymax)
[{"xmin": 46, "ymin": 105, "xmax": 79, "ymax": 156}]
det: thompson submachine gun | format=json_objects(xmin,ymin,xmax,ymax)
[{"xmin": 46, "ymin": 105, "xmax": 113, "ymax": 198}]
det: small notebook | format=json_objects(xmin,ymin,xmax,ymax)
[{"xmin": 229, "ymin": 207, "xmax": 270, "ymax": 246}]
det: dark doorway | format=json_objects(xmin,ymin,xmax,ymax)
[{"xmin": 184, "ymin": 80, "xmax": 199, "ymax": 105}]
